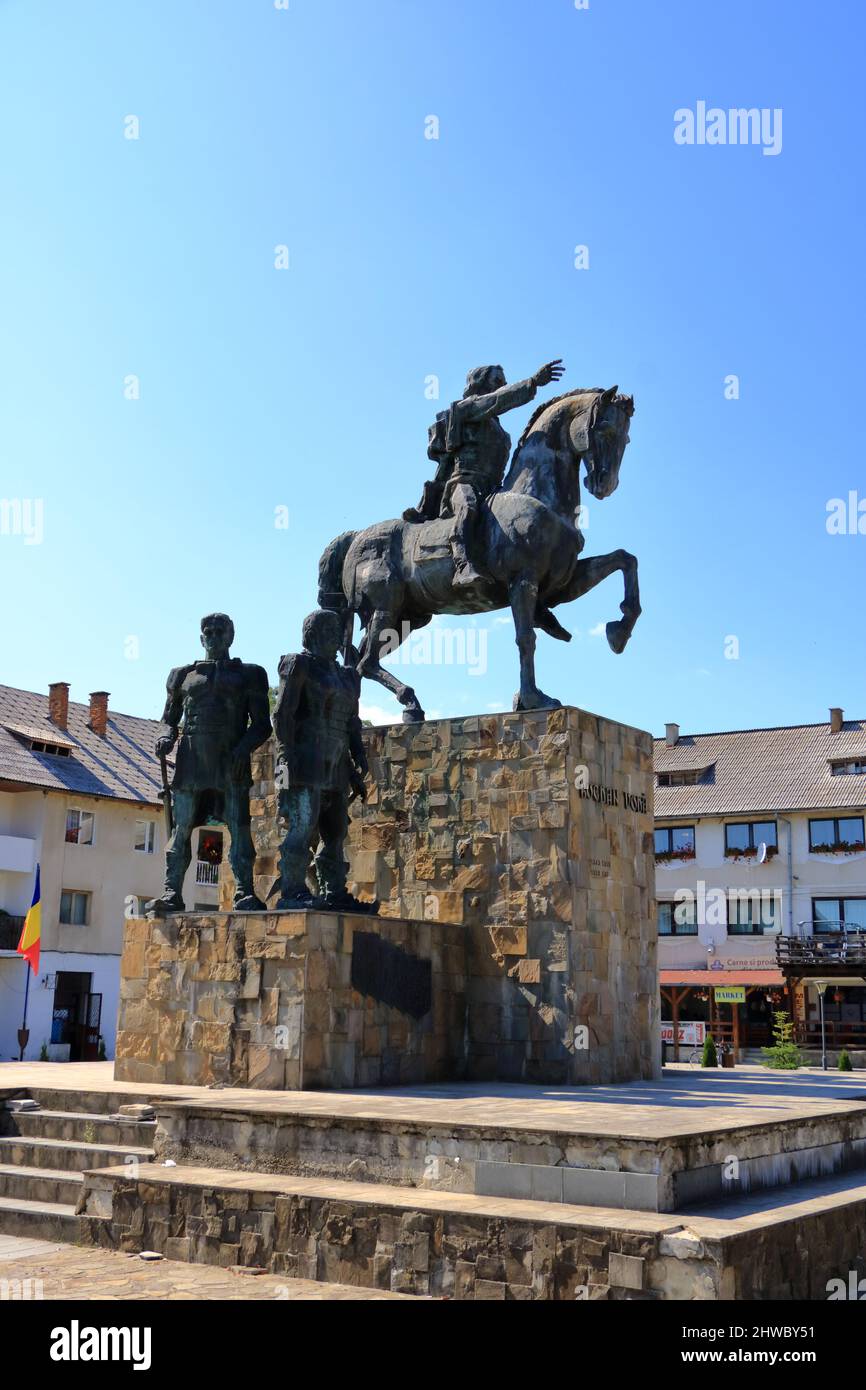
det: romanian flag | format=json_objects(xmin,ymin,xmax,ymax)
[{"xmin": 17, "ymin": 864, "xmax": 41, "ymax": 974}]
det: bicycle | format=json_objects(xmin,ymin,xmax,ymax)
[{"xmin": 686, "ymin": 1039, "xmax": 730, "ymax": 1065}]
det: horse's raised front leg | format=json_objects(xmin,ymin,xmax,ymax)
[
  {"xmin": 572, "ymin": 549, "xmax": 641, "ymax": 654},
  {"xmin": 356, "ymin": 610, "xmax": 425, "ymax": 723},
  {"xmin": 510, "ymin": 575, "xmax": 562, "ymax": 712}
]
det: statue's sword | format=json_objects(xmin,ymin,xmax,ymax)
[
  {"xmin": 342, "ymin": 608, "xmax": 356, "ymax": 669},
  {"xmin": 158, "ymin": 751, "xmax": 174, "ymax": 839}
]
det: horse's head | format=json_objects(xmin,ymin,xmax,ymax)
[{"xmin": 568, "ymin": 386, "xmax": 634, "ymax": 500}]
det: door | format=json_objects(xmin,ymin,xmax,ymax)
[
  {"xmin": 81, "ymin": 992, "xmax": 102, "ymax": 1060},
  {"xmin": 51, "ymin": 971, "xmax": 94, "ymax": 1062}
]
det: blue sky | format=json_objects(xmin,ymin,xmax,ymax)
[{"xmin": 0, "ymin": 0, "xmax": 863, "ymax": 737}]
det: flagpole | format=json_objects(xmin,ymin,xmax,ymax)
[
  {"xmin": 16, "ymin": 861, "xmax": 41, "ymax": 1061},
  {"xmin": 19, "ymin": 963, "xmax": 31, "ymax": 1061}
]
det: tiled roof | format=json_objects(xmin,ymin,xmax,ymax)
[
  {"xmin": 0, "ymin": 684, "xmax": 163, "ymax": 806},
  {"xmin": 654, "ymin": 720, "xmax": 866, "ymax": 819}
]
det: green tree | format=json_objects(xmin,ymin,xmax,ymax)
[
  {"xmin": 701, "ymin": 1033, "xmax": 718, "ymax": 1067},
  {"xmin": 761, "ymin": 1010, "xmax": 802, "ymax": 1070},
  {"xmin": 838, "ymin": 1048, "xmax": 853, "ymax": 1072}
]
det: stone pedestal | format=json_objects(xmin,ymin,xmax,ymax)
[
  {"xmin": 223, "ymin": 705, "xmax": 659, "ymax": 1086},
  {"xmin": 114, "ymin": 911, "xmax": 466, "ymax": 1089}
]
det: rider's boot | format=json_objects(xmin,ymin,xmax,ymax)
[
  {"xmin": 453, "ymin": 556, "xmax": 483, "ymax": 587},
  {"xmin": 451, "ymin": 535, "xmax": 482, "ymax": 588}
]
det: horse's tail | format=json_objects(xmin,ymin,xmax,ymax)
[{"xmin": 317, "ymin": 530, "xmax": 357, "ymax": 613}]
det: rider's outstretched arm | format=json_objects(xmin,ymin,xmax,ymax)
[{"xmin": 462, "ymin": 377, "xmax": 538, "ymax": 421}]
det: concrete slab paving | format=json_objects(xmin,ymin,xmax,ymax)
[{"xmin": 4, "ymin": 1060, "xmax": 866, "ymax": 1141}]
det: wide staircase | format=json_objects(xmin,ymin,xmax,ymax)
[
  {"xmin": 0, "ymin": 1088, "xmax": 156, "ymax": 1240},
  {"xmin": 5, "ymin": 1080, "xmax": 866, "ymax": 1298}
]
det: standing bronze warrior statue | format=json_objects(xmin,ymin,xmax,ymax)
[
  {"xmin": 271, "ymin": 608, "xmax": 378, "ymax": 915},
  {"xmin": 146, "ymin": 613, "xmax": 271, "ymax": 916}
]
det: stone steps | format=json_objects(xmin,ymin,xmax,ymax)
[
  {"xmin": 0, "ymin": 1135, "xmax": 154, "ymax": 1174},
  {"xmin": 0, "ymin": 1164, "xmax": 83, "ymax": 1205},
  {"xmin": 4, "ymin": 1108, "xmax": 157, "ymax": 1147},
  {"xmin": 0, "ymin": 1094, "xmax": 157, "ymax": 1242},
  {"xmin": 0, "ymin": 1194, "xmax": 80, "ymax": 1242},
  {"xmin": 0, "ymin": 1086, "xmax": 157, "ymax": 1116}
]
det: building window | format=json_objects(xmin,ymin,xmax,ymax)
[
  {"xmin": 134, "ymin": 820, "xmax": 156, "ymax": 854},
  {"xmin": 65, "ymin": 809, "xmax": 94, "ymax": 846},
  {"xmin": 654, "ymin": 826, "xmax": 696, "ymax": 862},
  {"xmin": 30, "ymin": 740, "xmax": 71, "ymax": 757},
  {"xmin": 813, "ymin": 898, "xmax": 866, "ymax": 933},
  {"xmin": 808, "ymin": 816, "xmax": 866, "ymax": 854},
  {"xmin": 59, "ymin": 890, "xmax": 89, "ymax": 926},
  {"xmin": 724, "ymin": 821, "xmax": 778, "ymax": 859},
  {"xmin": 198, "ymin": 830, "xmax": 223, "ymax": 866},
  {"xmin": 830, "ymin": 759, "xmax": 866, "ymax": 776},
  {"xmin": 658, "ymin": 901, "xmax": 698, "ymax": 936},
  {"xmin": 728, "ymin": 892, "xmax": 778, "ymax": 935},
  {"xmin": 657, "ymin": 766, "xmax": 713, "ymax": 787},
  {"xmin": 195, "ymin": 830, "xmax": 223, "ymax": 886}
]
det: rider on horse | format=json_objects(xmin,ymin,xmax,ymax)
[{"xmin": 403, "ymin": 359, "xmax": 565, "ymax": 588}]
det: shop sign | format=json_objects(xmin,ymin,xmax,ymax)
[{"xmin": 660, "ymin": 1021, "xmax": 706, "ymax": 1045}]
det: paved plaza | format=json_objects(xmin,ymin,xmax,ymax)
[
  {"xmin": 0, "ymin": 1234, "xmax": 415, "ymax": 1300},
  {"xmin": 4, "ymin": 1059, "xmax": 865, "ymax": 1140}
]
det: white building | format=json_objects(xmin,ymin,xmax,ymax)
[
  {"xmin": 0, "ymin": 681, "xmax": 221, "ymax": 1062},
  {"xmin": 654, "ymin": 709, "xmax": 866, "ymax": 1055}
]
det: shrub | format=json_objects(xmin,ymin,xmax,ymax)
[
  {"xmin": 838, "ymin": 1049, "xmax": 853, "ymax": 1072},
  {"xmin": 701, "ymin": 1034, "xmax": 718, "ymax": 1067},
  {"xmin": 762, "ymin": 1011, "xmax": 802, "ymax": 1070}
]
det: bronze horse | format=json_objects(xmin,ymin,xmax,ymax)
[{"xmin": 318, "ymin": 386, "xmax": 639, "ymax": 721}]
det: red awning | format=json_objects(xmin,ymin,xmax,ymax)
[{"xmin": 660, "ymin": 969, "xmax": 785, "ymax": 987}]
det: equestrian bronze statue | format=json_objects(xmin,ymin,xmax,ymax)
[
  {"xmin": 404, "ymin": 359, "xmax": 565, "ymax": 586},
  {"xmin": 318, "ymin": 364, "xmax": 638, "ymax": 720}
]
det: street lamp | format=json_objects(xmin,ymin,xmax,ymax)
[{"xmin": 815, "ymin": 981, "xmax": 828, "ymax": 1071}]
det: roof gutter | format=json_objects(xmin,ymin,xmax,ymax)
[
  {"xmin": 655, "ymin": 802, "xmax": 866, "ymax": 822},
  {"xmin": 0, "ymin": 776, "xmax": 161, "ymax": 809}
]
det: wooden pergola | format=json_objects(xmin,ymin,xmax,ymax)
[{"xmin": 660, "ymin": 969, "xmax": 788, "ymax": 1061}]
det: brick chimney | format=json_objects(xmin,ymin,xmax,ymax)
[
  {"xmin": 89, "ymin": 691, "xmax": 110, "ymax": 737},
  {"xmin": 48, "ymin": 682, "xmax": 69, "ymax": 731},
  {"xmin": 830, "ymin": 707, "xmax": 844, "ymax": 734},
  {"xmin": 665, "ymin": 722, "xmax": 680, "ymax": 747}
]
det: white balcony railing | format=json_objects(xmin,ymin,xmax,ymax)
[
  {"xmin": 0, "ymin": 834, "xmax": 36, "ymax": 874},
  {"xmin": 195, "ymin": 860, "xmax": 220, "ymax": 887}
]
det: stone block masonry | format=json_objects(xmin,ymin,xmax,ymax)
[
  {"xmin": 223, "ymin": 705, "xmax": 659, "ymax": 1085},
  {"xmin": 114, "ymin": 912, "xmax": 466, "ymax": 1089},
  {"xmin": 79, "ymin": 1161, "xmax": 866, "ymax": 1300}
]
